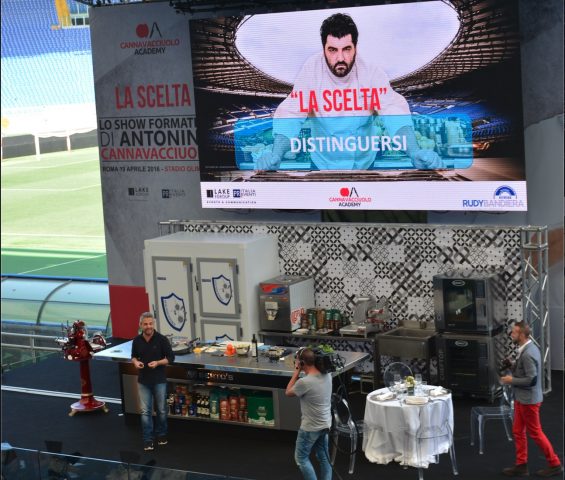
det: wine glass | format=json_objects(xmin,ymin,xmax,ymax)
[
  {"xmin": 421, "ymin": 380, "xmax": 428, "ymax": 395},
  {"xmin": 397, "ymin": 382, "xmax": 407, "ymax": 404},
  {"xmin": 389, "ymin": 373, "xmax": 401, "ymax": 394},
  {"xmin": 414, "ymin": 374, "xmax": 422, "ymax": 395}
]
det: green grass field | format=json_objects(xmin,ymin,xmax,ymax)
[{"xmin": 1, "ymin": 147, "xmax": 108, "ymax": 278}]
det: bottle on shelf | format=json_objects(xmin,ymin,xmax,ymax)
[
  {"xmin": 220, "ymin": 398, "xmax": 229, "ymax": 421},
  {"xmin": 251, "ymin": 333, "xmax": 258, "ymax": 359},
  {"xmin": 210, "ymin": 391, "xmax": 219, "ymax": 420}
]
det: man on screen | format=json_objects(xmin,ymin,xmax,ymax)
[{"xmin": 256, "ymin": 13, "xmax": 443, "ymax": 171}]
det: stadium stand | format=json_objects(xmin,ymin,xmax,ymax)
[
  {"xmin": 1, "ymin": 0, "xmax": 96, "ymax": 152},
  {"xmin": 1, "ymin": 0, "xmax": 91, "ymax": 57},
  {"xmin": 1, "ymin": 0, "xmax": 94, "ymax": 109},
  {"xmin": 2, "ymin": 54, "xmax": 95, "ymax": 108}
]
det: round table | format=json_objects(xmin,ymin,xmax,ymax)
[{"xmin": 363, "ymin": 386, "xmax": 454, "ymax": 468}]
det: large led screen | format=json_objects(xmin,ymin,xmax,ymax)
[{"xmin": 191, "ymin": 1, "xmax": 527, "ymax": 211}]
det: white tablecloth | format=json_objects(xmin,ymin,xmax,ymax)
[{"xmin": 363, "ymin": 386, "xmax": 454, "ymax": 468}]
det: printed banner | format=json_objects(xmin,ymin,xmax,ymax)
[
  {"xmin": 201, "ymin": 181, "xmax": 527, "ymax": 211},
  {"xmin": 90, "ymin": 3, "xmax": 201, "ymax": 286}
]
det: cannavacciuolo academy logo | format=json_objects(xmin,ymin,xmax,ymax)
[
  {"xmin": 329, "ymin": 187, "xmax": 372, "ymax": 207},
  {"xmin": 462, "ymin": 185, "xmax": 524, "ymax": 208},
  {"xmin": 119, "ymin": 22, "xmax": 181, "ymax": 55}
]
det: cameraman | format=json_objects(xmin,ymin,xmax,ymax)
[{"xmin": 286, "ymin": 348, "xmax": 332, "ymax": 480}]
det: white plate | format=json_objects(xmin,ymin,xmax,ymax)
[
  {"xmin": 369, "ymin": 392, "xmax": 395, "ymax": 402},
  {"xmin": 375, "ymin": 395, "xmax": 396, "ymax": 402},
  {"xmin": 429, "ymin": 388, "xmax": 450, "ymax": 397},
  {"xmin": 405, "ymin": 396, "xmax": 429, "ymax": 405}
]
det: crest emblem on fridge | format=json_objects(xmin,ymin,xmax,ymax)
[
  {"xmin": 212, "ymin": 274, "xmax": 233, "ymax": 306},
  {"xmin": 160, "ymin": 293, "xmax": 187, "ymax": 332}
]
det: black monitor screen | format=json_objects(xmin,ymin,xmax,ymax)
[{"xmin": 190, "ymin": 1, "xmax": 526, "ymax": 211}]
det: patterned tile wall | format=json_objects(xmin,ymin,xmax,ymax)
[
  {"xmin": 177, "ymin": 222, "xmax": 523, "ymax": 333},
  {"xmin": 158, "ymin": 221, "xmax": 527, "ymax": 376}
]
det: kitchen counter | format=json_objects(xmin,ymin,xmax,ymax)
[
  {"xmin": 94, "ymin": 340, "xmax": 368, "ymax": 431},
  {"xmin": 259, "ymin": 330, "xmax": 377, "ymax": 387},
  {"xmin": 94, "ymin": 340, "xmax": 368, "ymax": 378}
]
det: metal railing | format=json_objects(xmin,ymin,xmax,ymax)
[
  {"xmin": 1, "ymin": 446, "xmax": 253, "ymax": 479},
  {"xmin": 1, "ymin": 274, "xmax": 112, "ymax": 335},
  {"xmin": 1, "ymin": 331, "xmax": 61, "ymax": 372},
  {"xmin": 1, "ymin": 332, "xmax": 61, "ymax": 352}
]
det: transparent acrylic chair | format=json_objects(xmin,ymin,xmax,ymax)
[
  {"xmin": 383, "ymin": 362, "xmax": 413, "ymax": 388},
  {"xmin": 330, "ymin": 394, "xmax": 364, "ymax": 474},
  {"xmin": 413, "ymin": 398, "xmax": 458, "ymax": 480},
  {"xmin": 470, "ymin": 384, "xmax": 514, "ymax": 454}
]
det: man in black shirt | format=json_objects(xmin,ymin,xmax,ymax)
[{"xmin": 131, "ymin": 312, "xmax": 175, "ymax": 451}]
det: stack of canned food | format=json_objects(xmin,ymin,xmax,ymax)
[{"xmin": 300, "ymin": 308, "xmax": 350, "ymax": 333}]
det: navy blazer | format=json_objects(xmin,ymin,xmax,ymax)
[{"xmin": 511, "ymin": 341, "xmax": 543, "ymax": 404}]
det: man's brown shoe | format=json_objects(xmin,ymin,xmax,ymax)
[
  {"xmin": 536, "ymin": 465, "xmax": 563, "ymax": 477},
  {"xmin": 503, "ymin": 464, "xmax": 529, "ymax": 477}
]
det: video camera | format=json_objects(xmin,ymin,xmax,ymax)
[
  {"xmin": 498, "ymin": 357, "xmax": 514, "ymax": 375},
  {"xmin": 296, "ymin": 347, "xmax": 344, "ymax": 374}
]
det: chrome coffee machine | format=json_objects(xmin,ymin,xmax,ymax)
[{"xmin": 259, "ymin": 275, "xmax": 315, "ymax": 332}]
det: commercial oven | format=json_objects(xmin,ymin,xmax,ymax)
[
  {"xmin": 436, "ymin": 331, "xmax": 505, "ymax": 402},
  {"xmin": 433, "ymin": 270, "xmax": 506, "ymax": 334}
]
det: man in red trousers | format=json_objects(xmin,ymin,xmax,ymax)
[{"xmin": 500, "ymin": 321, "xmax": 562, "ymax": 477}]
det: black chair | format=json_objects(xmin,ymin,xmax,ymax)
[
  {"xmin": 470, "ymin": 384, "xmax": 514, "ymax": 454},
  {"xmin": 330, "ymin": 394, "xmax": 364, "ymax": 474}
]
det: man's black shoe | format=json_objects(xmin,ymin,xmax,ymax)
[
  {"xmin": 143, "ymin": 441, "xmax": 154, "ymax": 451},
  {"xmin": 503, "ymin": 464, "xmax": 529, "ymax": 477},
  {"xmin": 536, "ymin": 465, "xmax": 563, "ymax": 477},
  {"xmin": 157, "ymin": 436, "xmax": 168, "ymax": 446}
]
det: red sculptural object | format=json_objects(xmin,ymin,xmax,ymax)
[{"xmin": 57, "ymin": 320, "xmax": 109, "ymax": 416}]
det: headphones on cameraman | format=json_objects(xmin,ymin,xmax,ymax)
[{"xmin": 296, "ymin": 347, "xmax": 306, "ymax": 368}]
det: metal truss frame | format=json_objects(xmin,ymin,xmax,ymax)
[{"xmin": 520, "ymin": 226, "xmax": 551, "ymax": 394}]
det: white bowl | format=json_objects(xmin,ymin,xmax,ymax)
[{"xmin": 236, "ymin": 346, "xmax": 250, "ymax": 356}]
